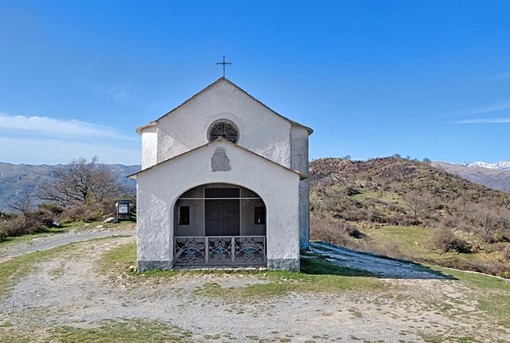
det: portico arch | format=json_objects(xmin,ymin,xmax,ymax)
[{"xmin": 173, "ymin": 183, "xmax": 267, "ymax": 267}]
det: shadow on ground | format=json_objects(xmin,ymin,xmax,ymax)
[{"xmin": 308, "ymin": 241, "xmax": 455, "ymax": 280}]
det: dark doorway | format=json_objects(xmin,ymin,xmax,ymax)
[{"xmin": 205, "ymin": 188, "xmax": 240, "ymax": 236}]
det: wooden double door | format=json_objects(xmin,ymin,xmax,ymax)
[{"xmin": 204, "ymin": 188, "xmax": 240, "ymax": 236}]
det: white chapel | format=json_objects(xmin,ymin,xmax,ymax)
[{"xmin": 131, "ymin": 77, "xmax": 312, "ymax": 271}]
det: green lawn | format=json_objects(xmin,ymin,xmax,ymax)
[{"xmin": 360, "ymin": 225, "xmax": 500, "ymax": 264}]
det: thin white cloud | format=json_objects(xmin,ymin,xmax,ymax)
[
  {"xmin": 451, "ymin": 101, "xmax": 510, "ymax": 117},
  {"xmin": 91, "ymin": 80, "xmax": 131, "ymax": 102},
  {"xmin": 0, "ymin": 112, "xmax": 135, "ymax": 140},
  {"xmin": 106, "ymin": 83, "xmax": 131, "ymax": 101},
  {"xmin": 490, "ymin": 72, "xmax": 510, "ymax": 81},
  {"xmin": 0, "ymin": 137, "xmax": 140, "ymax": 165},
  {"xmin": 455, "ymin": 117, "xmax": 510, "ymax": 124},
  {"xmin": 450, "ymin": 100, "xmax": 510, "ymax": 125}
]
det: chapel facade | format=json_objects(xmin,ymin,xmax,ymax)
[{"xmin": 131, "ymin": 78, "xmax": 312, "ymax": 271}]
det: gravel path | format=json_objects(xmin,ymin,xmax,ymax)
[
  {"xmin": 0, "ymin": 226, "xmax": 135, "ymax": 263},
  {"xmin": 1, "ymin": 234, "xmax": 509, "ymax": 342}
]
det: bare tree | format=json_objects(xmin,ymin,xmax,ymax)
[
  {"xmin": 40, "ymin": 157, "xmax": 125, "ymax": 208},
  {"xmin": 9, "ymin": 193, "xmax": 34, "ymax": 218},
  {"xmin": 405, "ymin": 192, "xmax": 427, "ymax": 218}
]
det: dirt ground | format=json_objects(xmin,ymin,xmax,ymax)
[{"xmin": 0, "ymin": 231, "xmax": 508, "ymax": 342}]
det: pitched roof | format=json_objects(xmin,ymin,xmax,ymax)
[
  {"xmin": 128, "ymin": 137, "xmax": 306, "ymax": 180},
  {"xmin": 136, "ymin": 77, "xmax": 313, "ymax": 134}
]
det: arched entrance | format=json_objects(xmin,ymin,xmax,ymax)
[{"xmin": 173, "ymin": 183, "xmax": 267, "ymax": 267}]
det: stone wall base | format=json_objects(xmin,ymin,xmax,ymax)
[
  {"xmin": 138, "ymin": 259, "xmax": 300, "ymax": 272},
  {"xmin": 268, "ymin": 258, "xmax": 300, "ymax": 272},
  {"xmin": 137, "ymin": 260, "xmax": 173, "ymax": 272}
]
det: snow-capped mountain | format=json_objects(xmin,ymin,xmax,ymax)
[
  {"xmin": 434, "ymin": 161, "xmax": 510, "ymax": 192},
  {"xmin": 467, "ymin": 161, "xmax": 510, "ymax": 170}
]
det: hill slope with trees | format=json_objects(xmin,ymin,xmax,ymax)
[
  {"xmin": 0, "ymin": 159, "xmax": 139, "ymax": 241},
  {"xmin": 0, "ymin": 161, "xmax": 138, "ymax": 213},
  {"xmin": 310, "ymin": 157, "xmax": 510, "ymax": 278}
]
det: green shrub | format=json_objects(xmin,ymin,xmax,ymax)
[
  {"xmin": 432, "ymin": 228, "xmax": 471, "ymax": 254},
  {"xmin": 311, "ymin": 212, "xmax": 364, "ymax": 249}
]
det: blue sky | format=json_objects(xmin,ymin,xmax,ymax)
[{"xmin": 1, "ymin": 0, "xmax": 509, "ymax": 165}]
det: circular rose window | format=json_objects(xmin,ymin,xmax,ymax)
[{"xmin": 208, "ymin": 120, "xmax": 239, "ymax": 143}]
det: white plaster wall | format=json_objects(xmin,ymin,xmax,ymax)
[
  {"xmin": 155, "ymin": 80, "xmax": 292, "ymax": 167},
  {"xmin": 291, "ymin": 126, "xmax": 309, "ymax": 175},
  {"xmin": 291, "ymin": 126, "xmax": 311, "ymax": 248},
  {"xmin": 136, "ymin": 178, "xmax": 171, "ymax": 262},
  {"xmin": 240, "ymin": 198, "xmax": 266, "ymax": 236},
  {"xmin": 136, "ymin": 141, "xmax": 300, "ymax": 265},
  {"xmin": 141, "ymin": 126, "xmax": 158, "ymax": 169}
]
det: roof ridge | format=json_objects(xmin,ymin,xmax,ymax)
[{"xmin": 137, "ymin": 78, "xmax": 313, "ymax": 134}]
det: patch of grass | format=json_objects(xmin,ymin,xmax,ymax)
[
  {"xmin": 300, "ymin": 256, "xmax": 373, "ymax": 277},
  {"xmin": 193, "ymin": 268, "xmax": 383, "ymax": 298},
  {"xmin": 478, "ymin": 297, "xmax": 510, "ymax": 327},
  {"xmin": 361, "ymin": 225, "xmax": 501, "ymax": 265},
  {"xmin": 67, "ymin": 220, "xmax": 135, "ymax": 233},
  {"xmin": 0, "ymin": 328, "xmax": 32, "ymax": 343},
  {"xmin": 434, "ymin": 266, "xmax": 510, "ymax": 327},
  {"xmin": 417, "ymin": 332, "xmax": 482, "ymax": 343},
  {"xmin": 362, "ymin": 226, "xmax": 433, "ymax": 258},
  {"xmin": 440, "ymin": 268, "xmax": 510, "ymax": 292},
  {"xmin": 97, "ymin": 241, "xmax": 137, "ymax": 275},
  {"xmin": 347, "ymin": 308, "xmax": 363, "ymax": 318},
  {"xmin": 96, "ymin": 241, "xmax": 184, "ymax": 279},
  {"xmin": 352, "ymin": 190, "xmax": 403, "ymax": 205},
  {"xmin": 48, "ymin": 266, "xmax": 65, "ymax": 278},
  {"xmin": 49, "ymin": 319, "xmax": 192, "ymax": 342}
]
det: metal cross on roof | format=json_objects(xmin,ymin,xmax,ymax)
[{"xmin": 216, "ymin": 56, "xmax": 231, "ymax": 77}]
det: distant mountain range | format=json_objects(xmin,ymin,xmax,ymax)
[
  {"xmin": 466, "ymin": 161, "xmax": 510, "ymax": 171},
  {"xmin": 433, "ymin": 161, "xmax": 510, "ymax": 192},
  {"xmin": 0, "ymin": 162, "xmax": 139, "ymax": 212},
  {"xmin": 1, "ymin": 159, "xmax": 509, "ymax": 213}
]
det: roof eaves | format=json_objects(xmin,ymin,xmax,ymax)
[
  {"xmin": 128, "ymin": 138, "xmax": 307, "ymax": 180},
  {"xmin": 135, "ymin": 121, "xmax": 157, "ymax": 134}
]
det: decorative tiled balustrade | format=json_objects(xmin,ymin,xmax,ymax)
[{"xmin": 174, "ymin": 236, "xmax": 266, "ymax": 266}]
